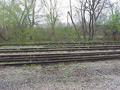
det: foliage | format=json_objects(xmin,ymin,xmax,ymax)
[
  {"xmin": 3, "ymin": 26, "xmax": 80, "ymax": 44},
  {"xmin": 0, "ymin": 0, "xmax": 37, "ymax": 29},
  {"xmin": 106, "ymin": 10, "xmax": 120, "ymax": 31},
  {"xmin": 0, "ymin": 0, "xmax": 120, "ymax": 43}
]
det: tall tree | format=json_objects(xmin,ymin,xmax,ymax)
[
  {"xmin": 42, "ymin": 0, "xmax": 59, "ymax": 38},
  {"xmin": 68, "ymin": 0, "xmax": 81, "ymax": 40},
  {"xmin": 76, "ymin": 0, "xmax": 106, "ymax": 40}
]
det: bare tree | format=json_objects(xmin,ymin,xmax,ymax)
[
  {"xmin": 42, "ymin": 0, "xmax": 59, "ymax": 39},
  {"xmin": 88, "ymin": 0, "xmax": 106, "ymax": 40},
  {"xmin": 106, "ymin": 0, "xmax": 120, "ymax": 40},
  {"xmin": 68, "ymin": 0, "xmax": 81, "ymax": 40},
  {"xmin": 76, "ymin": 0, "xmax": 106, "ymax": 40},
  {"xmin": 76, "ymin": 0, "xmax": 88, "ymax": 40},
  {"xmin": 31, "ymin": 0, "xmax": 37, "ymax": 27}
]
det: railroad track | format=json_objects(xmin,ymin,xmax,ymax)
[
  {"xmin": 0, "ymin": 44, "xmax": 120, "ymax": 65},
  {"xmin": 1, "ymin": 41, "xmax": 120, "ymax": 46},
  {"xmin": 0, "ymin": 45, "xmax": 120, "ymax": 53}
]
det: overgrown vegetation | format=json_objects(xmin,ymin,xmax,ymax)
[{"xmin": 0, "ymin": 0, "xmax": 120, "ymax": 44}]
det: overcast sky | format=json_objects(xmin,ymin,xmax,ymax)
[
  {"xmin": 58, "ymin": 0, "xmax": 119, "ymax": 23},
  {"xmin": 36, "ymin": 0, "xmax": 119, "ymax": 24}
]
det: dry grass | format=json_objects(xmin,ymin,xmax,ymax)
[{"xmin": 0, "ymin": 60, "xmax": 120, "ymax": 90}]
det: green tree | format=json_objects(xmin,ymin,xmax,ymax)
[{"xmin": 106, "ymin": 10, "xmax": 120, "ymax": 31}]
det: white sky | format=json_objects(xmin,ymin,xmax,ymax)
[
  {"xmin": 36, "ymin": 0, "xmax": 119, "ymax": 24},
  {"xmin": 58, "ymin": 0, "xmax": 78, "ymax": 23},
  {"xmin": 58, "ymin": 0, "xmax": 119, "ymax": 23}
]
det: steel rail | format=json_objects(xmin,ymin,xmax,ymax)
[{"xmin": 0, "ymin": 45, "xmax": 120, "ymax": 53}]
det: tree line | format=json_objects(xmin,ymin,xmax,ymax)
[{"xmin": 0, "ymin": 0, "xmax": 120, "ymax": 42}]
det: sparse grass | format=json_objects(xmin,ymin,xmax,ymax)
[
  {"xmin": 2, "ymin": 26, "xmax": 81, "ymax": 44},
  {"xmin": 0, "ymin": 60, "xmax": 120, "ymax": 90},
  {"xmin": 0, "ymin": 26, "xmax": 119, "ymax": 45}
]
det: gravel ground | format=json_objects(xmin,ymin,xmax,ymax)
[{"xmin": 0, "ymin": 60, "xmax": 120, "ymax": 90}]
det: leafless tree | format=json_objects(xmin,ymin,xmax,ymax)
[
  {"xmin": 106, "ymin": 0, "xmax": 120, "ymax": 40},
  {"xmin": 76, "ymin": 0, "xmax": 88, "ymax": 40},
  {"xmin": 76, "ymin": 0, "xmax": 106, "ymax": 40},
  {"xmin": 68, "ymin": 0, "xmax": 81, "ymax": 40},
  {"xmin": 42, "ymin": 0, "xmax": 59, "ymax": 39}
]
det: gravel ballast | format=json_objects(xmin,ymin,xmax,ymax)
[{"xmin": 0, "ymin": 60, "xmax": 120, "ymax": 90}]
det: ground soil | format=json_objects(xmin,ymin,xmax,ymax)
[{"xmin": 0, "ymin": 60, "xmax": 120, "ymax": 90}]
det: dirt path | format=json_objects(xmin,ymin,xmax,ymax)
[{"xmin": 0, "ymin": 60, "xmax": 120, "ymax": 90}]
